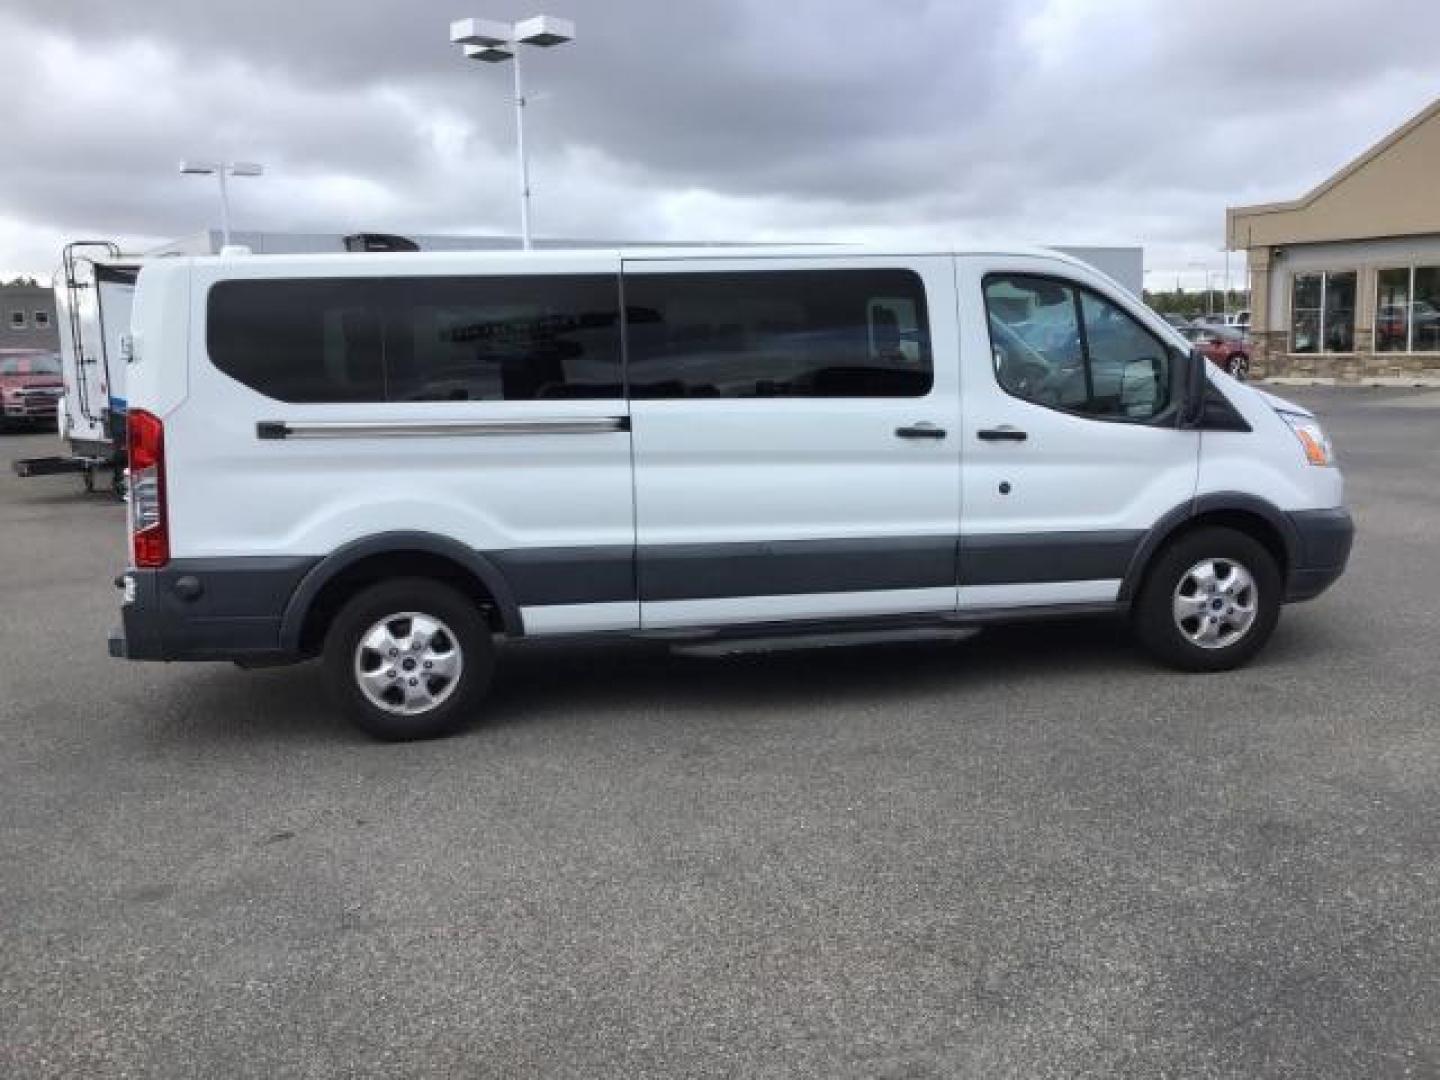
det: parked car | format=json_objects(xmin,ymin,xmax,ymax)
[
  {"xmin": 1182, "ymin": 324, "xmax": 1251, "ymax": 380},
  {"xmin": 0, "ymin": 349, "xmax": 64, "ymax": 431},
  {"xmin": 1376, "ymin": 301, "xmax": 1440, "ymax": 350},
  {"xmin": 1159, "ymin": 312, "xmax": 1191, "ymax": 330},
  {"xmin": 109, "ymin": 245, "xmax": 1352, "ymax": 740}
]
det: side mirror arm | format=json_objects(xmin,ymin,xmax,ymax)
[{"xmin": 1180, "ymin": 347, "xmax": 1208, "ymax": 428}]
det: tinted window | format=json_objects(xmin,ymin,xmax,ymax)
[
  {"xmin": 207, "ymin": 275, "xmax": 622, "ymax": 403},
  {"xmin": 984, "ymin": 274, "xmax": 1172, "ymax": 421},
  {"xmin": 0, "ymin": 352, "xmax": 61, "ymax": 376},
  {"xmin": 209, "ymin": 280, "xmax": 383, "ymax": 402},
  {"xmin": 625, "ymin": 269, "xmax": 932, "ymax": 399}
]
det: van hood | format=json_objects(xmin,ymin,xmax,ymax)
[{"xmin": 1245, "ymin": 383, "xmax": 1313, "ymax": 418}]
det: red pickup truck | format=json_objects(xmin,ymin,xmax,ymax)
[{"xmin": 0, "ymin": 348, "xmax": 64, "ymax": 431}]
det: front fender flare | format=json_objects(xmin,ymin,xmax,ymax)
[{"xmin": 1117, "ymin": 491, "xmax": 1300, "ymax": 603}]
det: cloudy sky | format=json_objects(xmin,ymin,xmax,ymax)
[{"xmin": 1, "ymin": 0, "xmax": 1437, "ymax": 285}]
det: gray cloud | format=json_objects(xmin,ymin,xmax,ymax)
[{"xmin": 1, "ymin": 0, "xmax": 1438, "ymax": 281}]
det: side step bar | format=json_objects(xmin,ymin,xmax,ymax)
[
  {"xmin": 672, "ymin": 624, "xmax": 980, "ymax": 658},
  {"xmin": 648, "ymin": 601, "xmax": 1124, "ymax": 657}
]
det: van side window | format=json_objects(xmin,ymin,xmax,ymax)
[
  {"xmin": 384, "ymin": 277, "xmax": 622, "ymax": 402},
  {"xmin": 625, "ymin": 269, "xmax": 932, "ymax": 399},
  {"xmin": 207, "ymin": 276, "xmax": 622, "ymax": 403},
  {"xmin": 983, "ymin": 274, "xmax": 1172, "ymax": 421},
  {"xmin": 209, "ymin": 280, "xmax": 384, "ymax": 403}
]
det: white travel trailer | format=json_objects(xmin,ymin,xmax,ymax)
[
  {"xmin": 56, "ymin": 243, "xmax": 142, "ymax": 481},
  {"xmin": 109, "ymin": 243, "xmax": 1353, "ymax": 741},
  {"xmin": 8, "ymin": 243, "xmax": 145, "ymax": 494}
]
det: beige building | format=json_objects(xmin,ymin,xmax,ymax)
[
  {"xmin": 1, "ymin": 283, "xmax": 59, "ymax": 351},
  {"xmin": 1227, "ymin": 97, "xmax": 1440, "ymax": 380}
]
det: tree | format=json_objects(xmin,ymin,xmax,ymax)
[
  {"xmin": 3, "ymin": 276, "xmax": 39, "ymax": 288},
  {"xmin": 1143, "ymin": 286, "xmax": 1249, "ymax": 320}
]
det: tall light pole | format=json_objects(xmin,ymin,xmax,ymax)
[
  {"xmin": 1223, "ymin": 248, "xmax": 1232, "ymax": 319},
  {"xmin": 179, "ymin": 161, "xmax": 265, "ymax": 248},
  {"xmin": 1187, "ymin": 260, "xmax": 1216, "ymax": 318},
  {"xmin": 450, "ymin": 15, "xmax": 575, "ymax": 251}
]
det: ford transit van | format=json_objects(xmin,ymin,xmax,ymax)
[{"xmin": 110, "ymin": 247, "xmax": 1353, "ymax": 739}]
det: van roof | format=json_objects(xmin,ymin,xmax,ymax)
[{"xmin": 175, "ymin": 242, "xmax": 1091, "ymax": 271}]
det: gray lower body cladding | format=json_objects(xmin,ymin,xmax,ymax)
[
  {"xmin": 109, "ymin": 512, "xmax": 1353, "ymax": 663},
  {"xmin": 1284, "ymin": 507, "xmax": 1355, "ymax": 602},
  {"xmin": 112, "ymin": 557, "xmax": 318, "ymax": 662}
]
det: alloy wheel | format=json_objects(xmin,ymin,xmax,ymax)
[
  {"xmin": 1172, "ymin": 558, "xmax": 1258, "ymax": 650},
  {"xmin": 353, "ymin": 612, "xmax": 464, "ymax": 715}
]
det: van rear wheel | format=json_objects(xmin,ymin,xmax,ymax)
[
  {"xmin": 1132, "ymin": 526, "xmax": 1281, "ymax": 672},
  {"xmin": 323, "ymin": 578, "xmax": 493, "ymax": 741}
]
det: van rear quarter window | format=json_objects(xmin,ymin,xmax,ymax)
[
  {"xmin": 625, "ymin": 268, "xmax": 933, "ymax": 399},
  {"xmin": 206, "ymin": 275, "xmax": 623, "ymax": 403}
]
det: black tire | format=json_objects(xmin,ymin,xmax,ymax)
[
  {"xmin": 1132, "ymin": 526, "xmax": 1281, "ymax": 672},
  {"xmin": 322, "ymin": 577, "xmax": 494, "ymax": 741},
  {"xmin": 1225, "ymin": 353, "xmax": 1250, "ymax": 380}
]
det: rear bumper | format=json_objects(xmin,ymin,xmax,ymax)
[
  {"xmin": 2, "ymin": 403, "xmax": 59, "ymax": 420},
  {"xmin": 1284, "ymin": 507, "xmax": 1355, "ymax": 602},
  {"xmin": 110, "ymin": 558, "xmax": 317, "ymax": 663}
]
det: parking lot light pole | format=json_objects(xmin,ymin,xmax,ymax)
[
  {"xmin": 449, "ymin": 15, "xmax": 576, "ymax": 251},
  {"xmin": 179, "ymin": 161, "xmax": 265, "ymax": 249}
]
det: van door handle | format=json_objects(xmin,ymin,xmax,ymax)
[
  {"xmin": 895, "ymin": 422, "xmax": 947, "ymax": 440},
  {"xmin": 977, "ymin": 427, "xmax": 1028, "ymax": 442}
]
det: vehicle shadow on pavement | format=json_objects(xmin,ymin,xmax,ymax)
[
  {"xmin": 7, "ymin": 487, "xmax": 123, "ymax": 508},
  {"xmin": 154, "ymin": 614, "xmax": 1333, "ymax": 747},
  {"xmin": 491, "ymin": 618, "xmax": 1144, "ymax": 721}
]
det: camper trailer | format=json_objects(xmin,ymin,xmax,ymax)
[{"xmin": 11, "ymin": 242, "xmax": 142, "ymax": 495}]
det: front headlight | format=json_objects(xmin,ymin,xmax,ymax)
[{"xmin": 1278, "ymin": 411, "xmax": 1334, "ymax": 467}]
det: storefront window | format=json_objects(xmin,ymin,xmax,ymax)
[
  {"xmin": 1374, "ymin": 266, "xmax": 1440, "ymax": 353},
  {"xmin": 1415, "ymin": 267, "xmax": 1440, "ymax": 353},
  {"xmin": 1323, "ymin": 271, "xmax": 1356, "ymax": 352},
  {"xmin": 1291, "ymin": 273, "xmax": 1322, "ymax": 354},
  {"xmin": 1292, "ymin": 271, "xmax": 1356, "ymax": 354},
  {"xmin": 1376, "ymin": 268, "xmax": 1410, "ymax": 352}
]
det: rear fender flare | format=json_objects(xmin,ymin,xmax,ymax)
[{"xmin": 278, "ymin": 531, "xmax": 523, "ymax": 652}]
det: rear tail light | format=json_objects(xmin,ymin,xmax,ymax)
[{"xmin": 127, "ymin": 409, "xmax": 169, "ymax": 567}]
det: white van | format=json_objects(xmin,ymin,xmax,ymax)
[{"xmin": 110, "ymin": 246, "xmax": 1353, "ymax": 740}]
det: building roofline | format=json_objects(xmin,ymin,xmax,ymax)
[{"xmin": 1229, "ymin": 96, "xmax": 1440, "ymax": 228}]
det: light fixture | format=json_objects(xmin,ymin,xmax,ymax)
[
  {"xmin": 449, "ymin": 15, "xmax": 576, "ymax": 249},
  {"xmin": 178, "ymin": 160, "xmax": 266, "ymax": 247}
]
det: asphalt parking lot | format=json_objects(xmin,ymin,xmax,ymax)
[{"xmin": 2, "ymin": 387, "xmax": 1437, "ymax": 1078}]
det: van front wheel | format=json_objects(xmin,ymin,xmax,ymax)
[
  {"xmin": 1133, "ymin": 527, "xmax": 1281, "ymax": 672},
  {"xmin": 323, "ymin": 578, "xmax": 494, "ymax": 741}
]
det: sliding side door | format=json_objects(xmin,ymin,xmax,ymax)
[{"xmin": 623, "ymin": 256, "xmax": 962, "ymax": 630}]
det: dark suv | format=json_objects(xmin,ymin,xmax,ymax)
[{"xmin": 0, "ymin": 349, "xmax": 64, "ymax": 431}]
